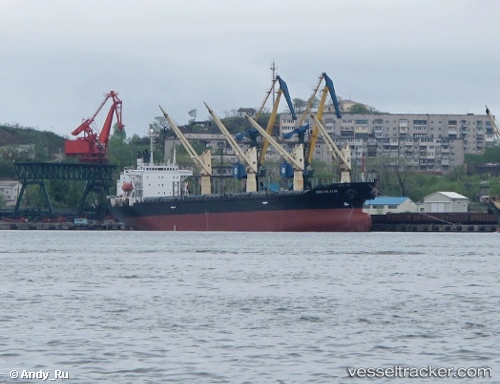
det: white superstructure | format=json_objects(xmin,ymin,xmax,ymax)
[
  {"xmin": 116, "ymin": 157, "xmax": 192, "ymax": 205},
  {"xmin": 111, "ymin": 129, "xmax": 193, "ymax": 206}
]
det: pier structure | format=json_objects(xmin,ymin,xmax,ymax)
[
  {"xmin": 371, "ymin": 212, "xmax": 497, "ymax": 232},
  {"xmin": 13, "ymin": 162, "xmax": 116, "ymax": 218}
]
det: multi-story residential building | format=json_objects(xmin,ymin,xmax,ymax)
[
  {"xmin": 162, "ymin": 107, "xmax": 493, "ymax": 175},
  {"xmin": 280, "ymin": 107, "xmax": 493, "ymax": 173}
]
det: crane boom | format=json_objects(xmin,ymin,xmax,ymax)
[
  {"xmin": 205, "ymin": 103, "xmax": 258, "ymax": 192},
  {"xmin": 245, "ymin": 114, "xmax": 303, "ymax": 171},
  {"xmin": 306, "ymin": 107, "xmax": 351, "ymax": 183},
  {"xmin": 159, "ymin": 106, "xmax": 212, "ymax": 195},
  {"xmin": 486, "ymin": 105, "xmax": 500, "ymax": 143},
  {"xmin": 296, "ymin": 75, "xmax": 324, "ymax": 128},
  {"xmin": 204, "ymin": 103, "xmax": 258, "ymax": 174},
  {"xmin": 64, "ymin": 90, "xmax": 124, "ymax": 163},
  {"xmin": 246, "ymin": 114, "xmax": 304, "ymax": 191},
  {"xmin": 259, "ymin": 75, "xmax": 297, "ymax": 166},
  {"xmin": 159, "ymin": 106, "xmax": 212, "ymax": 175},
  {"xmin": 306, "ymin": 73, "xmax": 342, "ymax": 166},
  {"xmin": 254, "ymin": 78, "xmax": 277, "ymax": 121}
]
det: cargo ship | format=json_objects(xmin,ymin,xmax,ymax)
[
  {"xmin": 109, "ymin": 72, "xmax": 379, "ymax": 232},
  {"xmin": 108, "ymin": 153, "xmax": 378, "ymax": 232}
]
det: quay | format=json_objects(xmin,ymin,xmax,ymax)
[
  {"xmin": 0, "ymin": 219, "xmax": 127, "ymax": 231},
  {"xmin": 0, "ymin": 212, "xmax": 497, "ymax": 232},
  {"xmin": 371, "ymin": 212, "xmax": 498, "ymax": 232}
]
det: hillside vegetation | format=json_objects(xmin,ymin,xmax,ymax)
[{"xmin": 0, "ymin": 124, "xmax": 65, "ymax": 156}]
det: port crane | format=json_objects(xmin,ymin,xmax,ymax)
[
  {"xmin": 204, "ymin": 102, "xmax": 259, "ymax": 192},
  {"xmin": 159, "ymin": 106, "xmax": 212, "ymax": 195},
  {"xmin": 485, "ymin": 106, "xmax": 500, "ymax": 143},
  {"xmin": 277, "ymin": 73, "xmax": 344, "ymax": 186},
  {"xmin": 279, "ymin": 73, "xmax": 346, "ymax": 185},
  {"xmin": 302, "ymin": 73, "xmax": 342, "ymax": 168},
  {"xmin": 306, "ymin": 107, "xmax": 352, "ymax": 183},
  {"xmin": 230, "ymin": 75, "xmax": 297, "ymax": 190},
  {"xmin": 245, "ymin": 114, "xmax": 305, "ymax": 191},
  {"xmin": 234, "ymin": 75, "xmax": 289, "ymax": 152},
  {"xmin": 64, "ymin": 91, "xmax": 124, "ymax": 163},
  {"xmin": 258, "ymin": 75, "xmax": 297, "ymax": 167}
]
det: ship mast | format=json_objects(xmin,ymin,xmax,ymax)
[
  {"xmin": 270, "ymin": 60, "xmax": 277, "ymax": 104},
  {"xmin": 148, "ymin": 126, "xmax": 158, "ymax": 164}
]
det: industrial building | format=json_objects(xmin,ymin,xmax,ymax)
[
  {"xmin": 363, "ymin": 196, "xmax": 418, "ymax": 215},
  {"xmin": 423, "ymin": 191, "xmax": 469, "ymax": 213}
]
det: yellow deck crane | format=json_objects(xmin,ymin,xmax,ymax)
[
  {"xmin": 303, "ymin": 73, "xmax": 343, "ymax": 167},
  {"xmin": 258, "ymin": 75, "xmax": 297, "ymax": 167},
  {"xmin": 159, "ymin": 105, "xmax": 213, "ymax": 195},
  {"xmin": 284, "ymin": 73, "xmax": 347, "ymax": 184},
  {"xmin": 232, "ymin": 75, "xmax": 296, "ymax": 190},
  {"xmin": 204, "ymin": 102, "xmax": 259, "ymax": 192},
  {"xmin": 306, "ymin": 107, "xmax": 352, "ymax": 183},
  {"xmin": 485, "ymin": 106, "xmax": 500, "ymax": 143},
  {"xmin": 245, "ymin": 114, "xmax": 305, "ymax": 191}
]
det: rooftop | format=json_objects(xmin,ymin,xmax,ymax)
[
  {"xmin": 364, "ymin": 196, "xmax": 411, "ymax": 206},
  {"xmin": 432, "ymin": 191, "xmax": 468, "ymax": 199}
]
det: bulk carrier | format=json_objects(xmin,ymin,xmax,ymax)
[{"xmin": 109, "ymin": 73, "xmax": 378, "ymax": 231}]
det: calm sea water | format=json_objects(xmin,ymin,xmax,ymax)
[{"xmin": 0, "ymin": 231, "xmax": 498, "ymax": 383}]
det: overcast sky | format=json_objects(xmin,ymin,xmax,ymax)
[{"xmin": 1, "ymin": 0, "xmax": 500, "ymax": 138}]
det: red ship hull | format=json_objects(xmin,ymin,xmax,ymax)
[{"xmin": 115, "ymin": 208, "xmax": 371, "ymax": 232}]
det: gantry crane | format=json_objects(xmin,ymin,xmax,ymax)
[
  {"xmin": 204, "ymin": 102, "xmax": 259, "ymax": 192},
  {"xmin": 64, "ymin": 91, "xmax": 124, "ymax": 163},
  {"xmin": 159, "ymin": 106, "xmax": 212, "ymax": 195}
]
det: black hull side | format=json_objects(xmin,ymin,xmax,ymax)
[
  {"xmin": 112, "ymin": 182, "xmax": 376, "ymax": 218},
  {"xmin": 109, "ymin": 182, "xmax": 377, "ymax": 231}
]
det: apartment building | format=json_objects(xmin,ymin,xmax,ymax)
[
  {"xmin": 280, "ymin": 107, "xmax": 493, "ymax": 172},
  {"xmin": 163, "ymin": 108, "xmax": 493, "ymax": 175}
]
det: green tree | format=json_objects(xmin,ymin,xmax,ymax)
[
  {"xmin": 350, "ymin": 103, "xmax": 371, "ymax": 114},
  {"xmin": 293, "ymin": 98, "xmax": 307, "ymax": 113},
  {"xmin": 0, "ymin": 158, "xmax": 16, "ymax": 178},
  {"xmin": 108, "ymin": 126, "xmax": 135, "ymax": 171},
  {"xmin": 465, "ymin": 146, "xmax": 500, "ymax": 164},
  {"xmin": 48, "ymin": 179, "xmax": 70, "ymax": 204},
  {"xmin": 188, "ymin": 109, "xmax": 197, "ymax": 123}
]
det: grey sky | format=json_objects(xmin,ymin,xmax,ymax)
[{"xmin": 1, "ymin": 0, "xmax": 499, "ymax": 138}]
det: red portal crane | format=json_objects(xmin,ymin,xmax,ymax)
[{"xmin": 64, "ymin": 91, "xmax": 124, "ymax": 163}]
